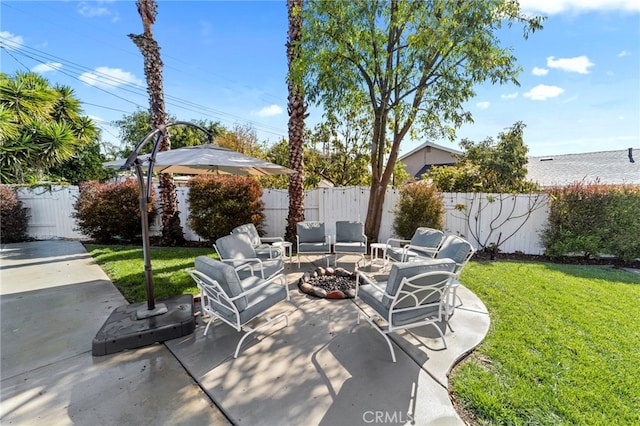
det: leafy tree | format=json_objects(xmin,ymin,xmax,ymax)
[
  {"xmin": 215, "ymin": 123, "xmax": 264, "ymax": 157},
  {"xmin": 0, "ymin": 72, "xmax": 99, "ymax": 183},
  {"xmin": 285, "ymin": 0, "xmax": 307, "ymax": 243},
  {"xmin": 48, "ymin": 138, "xmax": 114, "ymax": 185},
  {"xmin": 428, "ymin": 122, "xmax": 539, "ymax": 193},
  {"xmin": 306, "ymin": 110, "xmax": 371, "ymax": 187},
  {"xmin": 299, "ymin": 0, "xmax": 543, "ymax": 242},
  {"xmin": 113, "ymin": 109, "xmax": 223, "ymax": 157}
]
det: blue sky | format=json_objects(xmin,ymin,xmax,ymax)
[{"xmin": 1, "ymin": 0, "xmax": 638, "ymax": 157}]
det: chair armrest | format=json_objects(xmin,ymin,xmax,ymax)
[
  {"xmin": 385, "ymin": 238, "xmax": 410, "ymax": 248},
  {"xmin": 355, "ymin": 270, "xmax": 388, "ymax": 299},
  {"xmin": 261, "ymin": 237, "xmax": 284, "ymax": 243},
  {"xmin": 219, "ymin": 258, "xmax": 263, "ymax": 277},
  {"xmin": 404, "ymin": 244, "xmax": 438, "ymax": 258},
  {"xmin": 238, "ymin": 272, "xmax": 290, "ymax": 300}
]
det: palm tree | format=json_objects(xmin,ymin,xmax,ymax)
[
  {"xmin": 129, "ymin": 0, "xmax": 184, "ymax": 245},
  {"xmin": 285, "ymin": 0, "xmax": 306, "ymax": 242},
  {"xmin": 0, "ymin": 72, "xmax": 97, "ymax": 183}
]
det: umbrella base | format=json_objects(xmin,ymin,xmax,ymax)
[{"xmin": 92, "ymin": 294, "xmax": 195, "ymax": 356}]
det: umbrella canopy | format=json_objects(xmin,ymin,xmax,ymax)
[{"xmin": 105, "ymin": 143, "xmax": 294, "ymax": 176}]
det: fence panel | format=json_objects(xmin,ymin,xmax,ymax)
[
  {"xmin": 14, "ymin": 185, "xmax": 548, "ymax": 254},
  {"xmin": 15, "ymin": 186, "xmax": 84, "ymax": 240}
]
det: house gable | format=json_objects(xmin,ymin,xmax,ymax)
[{"xmin": 399, "ymin": 141, "xmax": 461, "ymax": 179}]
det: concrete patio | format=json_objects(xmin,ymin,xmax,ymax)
[{"xmin": 1, "ymin": 240, "xmax": 490, "ymax": 425}]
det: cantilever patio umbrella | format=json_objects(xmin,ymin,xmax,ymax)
[{"xmin": 94, "ymin": 121, "xmax": 294, "ymax": 356}]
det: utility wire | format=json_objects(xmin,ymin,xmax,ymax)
[{"xmin": 2, "ymin": 38, "xmax": 288, "ymax": 137}]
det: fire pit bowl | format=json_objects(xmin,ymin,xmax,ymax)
[{"xmin": 297, "ymin": 267, "xmax": 358, "ymax": 299}]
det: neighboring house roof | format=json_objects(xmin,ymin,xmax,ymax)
[
  {"xmin": 526, "ymin": 148, "xmax": 639, "ymax": 188},
  {"xmin": 414, "ymin": 162, "xmax": 457, "ymax": 177},
  {"xmin": 398, "ymin": 141, "xmax": 462, "ymax": 161}
]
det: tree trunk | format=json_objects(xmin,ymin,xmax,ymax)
[
  {"xmin": 130, "ymin": 0, "xmax": 184, "ymax": 246},
  {"xmin": 364, "ymin": 109, "xmax": 390, "ymax": 243},
  {"xmin": 285, "ymin": 0, "xmax": 306, "ymax": 243}
]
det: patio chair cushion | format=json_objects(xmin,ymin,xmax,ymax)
[
  {"xmin": 436, "ymin": 236, "xmax": 474, "ymax": 266},
  {"xmin": 233, "ymin": 276, "xmax": 288, "ymax": 325},
  {"xmin": 334, "ymin": 241, "xmax": 366, "ymax": 254},
  {"xmin": 232, "ymin": 223, "xmax": 282, "ymax": 259},
  {"xmin": 383, "ymin": 259, "xmax": 456, "ymax": 309},
  {"xmin": 297, "ymin": 222, "xmax": 326, "ymax": 243},
  {"xmin": 216, "ymin": 233, "xmax": 256, "ymax": 259},
  {"xmin": 358, "ymin": 277, "xmax": 443, "ymax": 327},
  {"xmin": 410, "ymin": 227, "xmax": 444, "ymax": 248},
  {"xmin": 336, "ymin": 221, "xmax": 364, "ymax": 242},
  {"xmin": 195, "ymin": 256, "xmax": 248, "ymax": 311},
  {"xmin": 298, "ymin": 241, "xmax": 332, "ymax": 253},
  {"xmin": 232, "ymin": 223, "xmax": 262, "ymax": 247}
]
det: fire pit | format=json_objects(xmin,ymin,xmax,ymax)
[{"xmin": 298, "ymin": 267, "xmax": 358, "ymax": 299}]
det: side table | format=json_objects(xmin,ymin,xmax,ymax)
[
  {"xmin": 369, "ymin": 243, "xmax": 387, "ymax": 269},
  {"xmin": 272, "ymin": 241, "xmax": 293, "ymax": 264}
]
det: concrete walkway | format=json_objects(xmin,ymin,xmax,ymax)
[{"xmin": 1, "ymin": 240, "xmax": 490, "ymax": 425}]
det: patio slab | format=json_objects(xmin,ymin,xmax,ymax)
[
  {"xmin": 1, "ymin": 243, "xmax": 489, "ymax": 426},
  {"xmin": 1, "ymin": 240, "xmax": 229, "ymax": 426}
]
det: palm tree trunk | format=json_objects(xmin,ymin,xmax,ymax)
[
  {"xmin": 285, "ymin": 0, "xmax": 306, "ymax": 242},
  {"xmin": 130, "ymin": 0, "xmax": 184, "ymax": 246}
]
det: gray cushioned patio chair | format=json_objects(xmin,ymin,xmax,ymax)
[
  {"xmin": 384, "ymin": 227, "xmax": 445, "ymax": 266},
  {"xmin": 333, "ymin": 220, "xmax": 367, "ymax": 268},
  {"xmin": 232, "ymin": 223, "xmax": 283, "ymax": 260},
  {"xmin": 296, "ymin": 221, "xmax": 332, "ymax": 268},
  {"xmin": 430, "ymin": 235, "xmax": 476, "ymax": 318},
  {"xmin": 354, "ymin": 259, "xmax": 457, "ymax": 362},
  {"xmin": 214, "ymin": 233, "xmax": 284, "ymax": 280},
  {"xmin": 187, "ymin": 256, "xmax": 290, "ymax": 358}
]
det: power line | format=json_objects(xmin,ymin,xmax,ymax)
[{"xmin": 1, "ymin": 37, "xmax": 288, "ymax": 138}]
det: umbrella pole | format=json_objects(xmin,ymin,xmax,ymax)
[{"xmin": 134, "ymin": 155, "xmax": 167, "ymax": 319}]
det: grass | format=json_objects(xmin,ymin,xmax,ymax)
[
  {"xmin": 451, "ymin": 261, "xmax": 640, "ymax": 425},
  {"xmin": 85, "ymin": 244, "xmax": 216, "ymax": 302},
  {"xmin": 86, "ymin": 245, "xmax": 640, "ymax": 424}
]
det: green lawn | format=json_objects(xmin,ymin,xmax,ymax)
[
  {"xmin": 86, "ymin": 245, "xmax": 640, "ymax": 424},
  {"xmin": 86, "ymin": 244, "xmax": 215, "ymax": 302},
  {"xmin": 451, "ymin": 261, "xmax": 640, "ymax": 425}
]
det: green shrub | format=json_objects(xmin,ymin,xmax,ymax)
[
  {"xmin": 187, "ymin": 175, "xmax": 265, "ymax": 242},
  {"xmin": 542, "ymin": 182, "xmax": 640, "ymax": 262},
  {"xmin": 0, "ymin": 185, "xmax": 30, "ymax": 243},
  {"xmin": 392, "ymin": 182, "xmax": 444, "ymax": 239},
  {"xmin": 73, "ymin": 179, "xmax": 157, "ymax": 243}
]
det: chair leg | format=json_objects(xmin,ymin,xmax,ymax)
[
  {"xmin": 359, "ymin": 312, "xmax": 397, "ymax": 363},
  {"xmin": 203, "ymin": 317, "xmax": 213, "ymax": 335},
  {"xmin": 430, "ymin": 322, "xmax": 448, "ymax": 350},
  {"xmin": 233, "ymin": 312, "xmax": 289, "ymax": 358}
]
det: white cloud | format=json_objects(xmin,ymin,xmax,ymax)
[
  {"xmin": 501, "ymin": 92, "xmax": 518, "ymax": 100},
  {"xmin": 77, "ymin": 1, "xmax": 119, "ymax": 22},
  {"xmin": 32, "ymin": 62, "xmax": 62, "ymax": 74},
  {"xmin": 518, "ymin": 0, "xmax": 640, "ymax": 14},
  {"xmin": 476, "ymin": 101, "xmax": 490, "ymax": 110},
  {"xmin": 0, "ymin": 31, "xmax": 24, "ymax": 50},
  {"xmin": 532, "ymin": 67, "xmax": 548, "ymax": 76},
  {"xmin": 255, "ymin": 104, "xmax": 283, "ymax": 117},
  {"xmin": 546, "ymin": 56, "xmax": 594, "ymax": 74},
  {"xmin": 618, "ymin": 50, "xmax": 631, "ymax": 57},
  {"xmin": 79, "ymin": 67, "xmax": 142, "ymax": 89},
  {"xmin": 524, "ymin": 84, "xmax": 565, "ymax": 101},
  {"xmin": 77, "ymin": 1, "xmax": 110, "ymax": 17}
]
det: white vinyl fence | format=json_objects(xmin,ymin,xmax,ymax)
[{"xmin": 14, "ymin": 185, "xmax": 549, "ymax": 254}]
